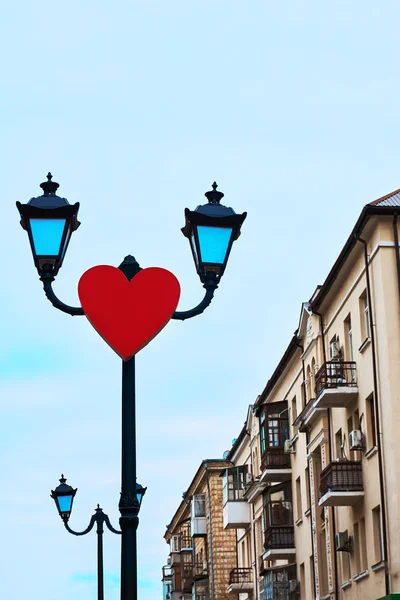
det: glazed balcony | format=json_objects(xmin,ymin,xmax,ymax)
[
  {"xmin": 314, "ymin": 361, "xmax": 358, "ymax": 408},
  {"xmin": 162, "ymin": 565, "xmax": 172, "ymax": 581},
  {"xmin": 227, "ymin": 568, "xmax": 253, "ymax": 593},
  {"xmin": 223, "ymin": 480, "xmax": 251, "ymax": 529},
  {"xmin": 260, "ymin": 448, "xmax": 292, "ymax": 483},
  {"xmin": 319, "ymin": 460, "xmax": 364, "ymax": 507},
  {"xmin": 263, "ymin": 526, "xmax": 296, "ymax": 560}
]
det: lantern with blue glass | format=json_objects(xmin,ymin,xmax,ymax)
[
  {"xmin": 135, "ymin": 482, "xmax": 147, "ymax": 512},
  {"xmin": 16, "ymin": 173, "xmax": 80, "ymax": 277},
  {"xmin": 51, "ymin": 475, "xmax": 77, "ymax": 522},
  {"xmin": 182, "ymin": 183, "xmax": 247, "ymax": 283}
]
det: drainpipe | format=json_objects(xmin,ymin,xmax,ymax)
[
  {"xmin": 305, "ymin": 430, "xmax": 317, "ymax": 598},
  {"xmin": 356, "ymin": 236, "xmax": 390, "ymax": 597},
  {"xmin": 295, "ymin": 337, "xmax": 317, "ymax": 598},
  {"xmin": 313, "ymin": 311, "xmax": 339, "ymax": 600},
  {"xmin": 392, "ymin": 213, "xmax": 400, "ymax": 299},
  {"xmin": 252, "ymin": 503, "xmax": 259, "ymax": 600},
  {"xmin": 204, "ymin": 463, "xmax": 215, "ymax": 600}
]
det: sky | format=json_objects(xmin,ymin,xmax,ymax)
[{"xmin": 1, "ymin": 1, "xmax": 400, "ymax": 599}]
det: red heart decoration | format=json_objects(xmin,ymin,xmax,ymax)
[{"xmin": 78, "ymin": 265, "xmax": 181, "ymax": 360}]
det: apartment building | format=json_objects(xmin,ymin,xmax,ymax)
[
  {"xmin": 163, "ymin": 459, "xmax": 239, "ymax": 600},
  {"xmin": 162, "ymin": 187, "xmax": 400, "ymax": 600}
]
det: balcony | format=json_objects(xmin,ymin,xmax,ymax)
[
  {"xmin": 223, "ymin": 480, "xmax": 251, "ymax": 529},
  {"xmin": 264, "ymin": 581, "xmax": 300, "ymax": 599},
  {"xmin": 314, "ymin": 361, "xmax": 358, "ymax": 408},
  {"xmin": 181, "ymin": 562, "xmax": 194, "ymax": 592},
  {"xmin": 294, "ymin": 397, "xmax": 325, "ymax": 433},
  {"xmin": 260, "ymin": 448, "xmax": 292, "ymax": 483},
  {"xmin": 193, "ymin": 562, "xmax": 208, "ymax": 580},
  {"xmin": 227, "ymin": 568, "xmax": 253, "ymax": 593},
  {"xmin": 223, "ymin": 499, "xmax": 251, "ymax": 529},
  {"xmin": 243, "ymin": 474, "xmax": 269, "ymax": 503},
  {"xmin": 263, "ymin": 526, "xmax": 296, "ymax": 560},
  {"xmin": 163, "ymin": 565, "xmax": 173, "ymax": 580},
  {"xmin": 319, "ymin": 460, "xmax": 364, "ymax": 507},
  {"xmin": 180, "ymin": 535, "xmax": 192, "ymax": 550}
]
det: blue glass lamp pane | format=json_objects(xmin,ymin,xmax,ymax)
[
  {"xmin": 136, "ymin": 492, "xmax": 142, "ymax": 506},
  {"xmin": 197, "ymin": 226, "xmax": 232, "ymax": 264},
  {"xmin": 30, "ymin": 219, "xmax": 66, "ymax": 256},
  {"xmin": 58, "ymin": 495, "xmax": 73, "ymax": 513}
]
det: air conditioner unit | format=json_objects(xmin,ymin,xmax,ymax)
[
  {"xmin": 284, "ymin": 439, "xmax": 295, "ymax": 454},
  {"xmin": 335, "ymin": 530, "xmax": 351, "ymax": 552},
  {"xmin": 349, "ymin": 429, "xmax": 364, "ymax": 451}
]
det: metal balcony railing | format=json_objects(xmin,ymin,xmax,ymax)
[
  {"xmin": 180, "ymin": 535, "xmax": 192, "ymax": 549},
  {"xmin": 319, "ymin": 460, "xmax": 363, "ymax": 496},
  {"xmin": 261, "ymin": 447, "xmax": 291, "ymax": 471},
  {"xmin": 315, "ymin": 361, "xmax": 357, "ymax": 397},
  {"xmin": 264, "ymin": 526, "xmax": 295, "ymax": 550},
  {"xmin": 229, "ymin": 567, "xmax": 253, "ymax": 584},
  {"xmin": 193, "ymin": 562, "xmax": 208, "ymax": 578}
]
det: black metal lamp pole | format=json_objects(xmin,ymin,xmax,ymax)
[
  {"xmin": 51, "ymin": 475, "xmax": 122, "ymax": 600},
  {"xmin": 17, "ymin": 175, "xmax": 246, "ymax": 600}
]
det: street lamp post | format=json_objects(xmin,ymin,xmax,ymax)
[{"xmin": 17, "ymin": 174, "xmax": 246, "ymax": 600}]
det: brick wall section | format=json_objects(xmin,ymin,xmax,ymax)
[{"xmin": 207, "ymin": 471, "xmax": 237, "ymax": 600}]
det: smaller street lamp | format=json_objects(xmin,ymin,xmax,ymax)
[
  {"xmin": 50, "ymin": 475, "xmax": 146, "ymax": 600},
  {"xmin": 16, "ymin": 173, "xmax": 80, "ymax": 277},
  {"xmin": 181, "ymin": 182, "xmax": 247, "ymax": 284}
]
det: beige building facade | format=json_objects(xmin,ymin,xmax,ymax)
[{"xmin": 162, "ymin": 188, "xmax": 400, "ymax": 600}]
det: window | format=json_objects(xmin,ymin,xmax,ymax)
[
  {"xmin": 296, "ymin": 477, "xmax": 302, "ymax": 521},
  {"xmin": 291, "ymin": 396, "xmax": 297, "ymax": 431},
  {"xmin": 366, "ymin": 394, "xmax": 376, "ymax": 448},
  {"xmin": 340, "ymin": 550, "xmax": 351, "ymax": 583},
  {"xmin": 373, "ymin": 505, "xmax": 383, "ymax": 563},
  {"xmin": 306, "ymin": 365, "xmax": 312, "ymax": 402},
  {"xmin": 344, "ymin": 314, "xmax": 354, "ymax": 361},
  {"xmin": 222, "ymin": 466, "xmax": 247, "ymax": 504},
  {"xmin": 192, "ymin": 494, "xmax": 206, "ymax": 518},
  {"xmin": 300, "ymin": 563, "xmax": 305, "ymax": 599},
  {"xmin": 360, "ymin": 517, "xmax": 367, "ymax": 571},
  {"xmin": 360, "ymin": 290, "xmax": 371, "ymax": 341},
  {"xmin": 335, "ymin": 428, "xmax": 343, "ymax": 460},
  {"xmin": 305, "ymin": 466, "xmax": 311, "ymax": 512},
  {"xmin": 311, "ymin": 358, "xmax": 316, "ymax": 398},
  {"xmin": 260, "ymin": 412, "xmax": 266, "ymax": 454},
  {"xmin": 353, "ymin": 522, "xmax": 360, "ymax": 573}
]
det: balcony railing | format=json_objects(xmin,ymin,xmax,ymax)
[
  {"xmin": 180, "ymin": 535, "xmax": 192, "ymax": 549},
  {"xmin": 264, "ymin": 526, "xmax": 295, "ymax": 550},
  {"xmin": 261, "ymin": 448, "xmax": 291, "ymax": 471},
  {"xmin": 193, "ymin": 562, "xmax": 208, "ymax": 578},
  {"xmin": 229, "ymin": 568, "xmax": 253, "ymax": 585},
  {"xmin": 319, "ymin": 461, "xmax": 363, "ymax": 496},
  {"xmin": 315, "ymin": 361, "xmax": 357, "ymax": 397}
]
